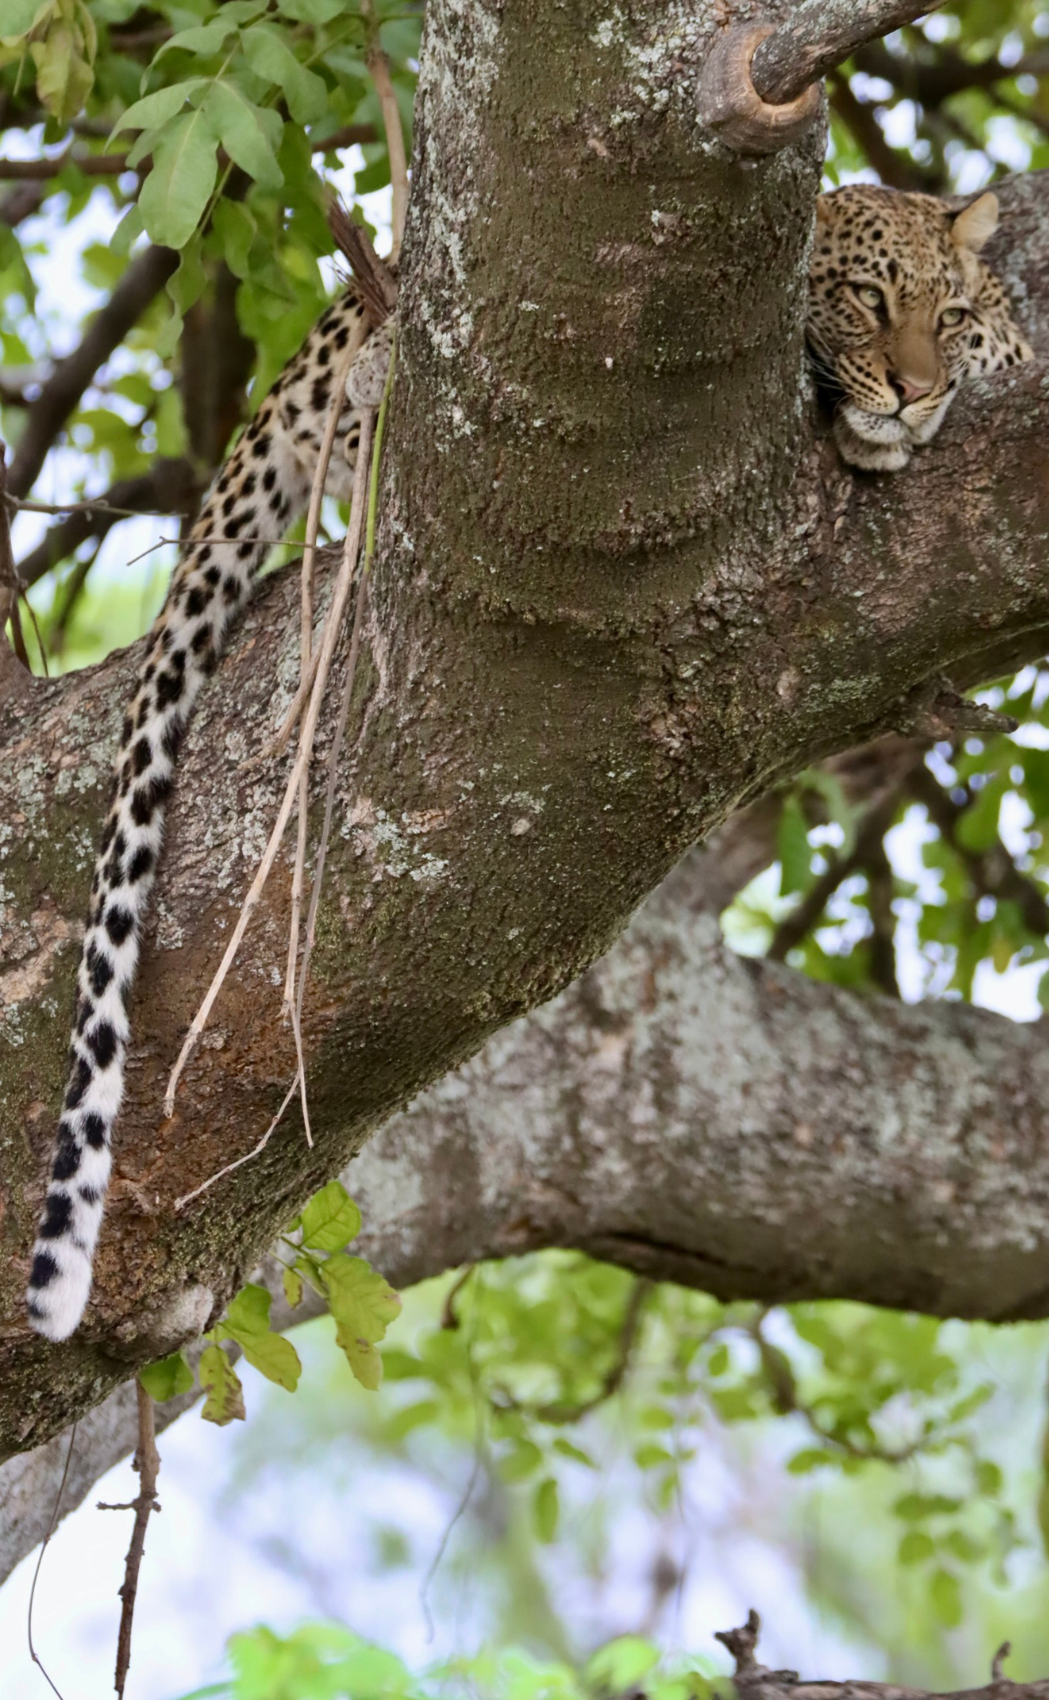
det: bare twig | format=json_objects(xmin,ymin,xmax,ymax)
[
  {"xmin": 363, "ymin": 15, "xmax": 409, "ymax": 258},
  {"xmin": 908, "ymin": 764, "xmax": 1049, "ymax": 938},
  {"xmin": 163, "ymin": 407, "xmax": 376, "ymax": 1117},
  {"xmin": 112, "ymin": 1382, "xmax": 161, "ymax": 1700},
  {"xmin": 766, "ymin": 778, "xmax": 911, "ymax": 964},
  {"xmin": 0, "ymin": 150, "xmax": 132, "ymax": 180},
  {"xmin": 14, "ymin": 458, "xmax": 198, "ymax": 589},
  {"xmin": 283, "ymin": 311, "xmax": 369, "ymax": 1030},
  {"xmin": 0, "ymin": 442, "xmax": 30, "ymax": 674},
  {"xmin": 715, "ymin": 1609, "xmax": 1049, "ymax": 1700},
  {"xmin": 750, "ymin": 1311, "xmax": 922, "ymax": 1464},
  {"xmin": 26, "ymin": 1423, "xmax": 77, "ymax": 1700},
  {"xmin": 327, "ymin": 199, "xmax": 398, "ymax": 324},
  {"xmin": 174, "ymin": 1076, "xmax": 299, "ymax": 1211},
  {"xmin": 291, "ymin": 332, "xmax": 396, "ymax": 1064}
]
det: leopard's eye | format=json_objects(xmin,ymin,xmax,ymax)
[
  {"xmin": 940, "ymin": 306, "xmax": 967, "ymax": 328},
  {"xmin": 854, "ymin": 284, "xmax": 883, "ymax": 310}
]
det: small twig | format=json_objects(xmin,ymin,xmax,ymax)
[
  {"xmin": 248, "ymin": 647, "xmax": 323, "ymax": 766},
  {"xmin": 766, "ymin": 780, "xmax": 909, "ymax": 964},
  {"xmin": 174, "ymin": 1075, "xmax": 299, "ymax": 1210},
  {"xmin": 908, "ymin": 765, "xmax": 1049, "ymax": 938},
  {"xmin": 750, "ymin": 1310, "xmax": 922, "ymax": 1464},
  {"xmin": 27, "ymin": 1423, "xmax": 77, "ymax": 1700},
  {"xmin": 327, "ymin": 198, "xmax": 399, "ymax": 323},
  {"xmin": 493, "ymin": 1278, "xmax": 653, "ymax": 1424},
  {"xmin": 292, "ymin": 335, "xmax": 395, "ymax": 1052},
  {"xmin": 8, "ymin": 494, "xmax": 182, "ymax": 519},
  {"xmin": 113, "ymin": 1382, "xmax": 161, "ymax": 1700},
  {"xmin": 284, "ymin": 312, "xmax": 369, "ymax": 1038},
  {"xmin": 0, "ymin": 442, "xmax": 30, "ymax": 672},
  {"xmin": 164, "ymin": 408, "xmax": 377, "ymax": 1116},
  {"xmin": 363, "ymin": 9, "xmax": 409, "ymax": 259},
  {"xmin": 441, "ymin": 1265, "xmax": 476, "ymax": 1330}
]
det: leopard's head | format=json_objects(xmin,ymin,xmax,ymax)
[{"xmin": 807, "ymin": 185, "xmax": 1032, "ymax": 471}]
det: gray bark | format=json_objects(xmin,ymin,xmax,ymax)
[{"xmin": 4, "ymin": 0, "xmax": 1049, "ymax": 1470}]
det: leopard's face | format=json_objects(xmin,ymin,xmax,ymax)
[{"xmin": 807, "ymin": 185, "xmax": 1032, "ymax": 471}]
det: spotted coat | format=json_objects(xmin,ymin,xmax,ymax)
[{"xmin": 26, "ymin": 287, "xmax": 392, "ymax": 1341}]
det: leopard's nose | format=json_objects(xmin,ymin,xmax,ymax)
[{"xmin": 889, "ymin": 371, "xmax": 934, "ymax": 407}]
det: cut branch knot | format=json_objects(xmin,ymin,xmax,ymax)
[
  {"xmin": 698, "ymin": 25, "xmax": 821, "ymax": 157},
  {"xmin": 896, "ymin": 677, "xmax": 1018, "ymax": 741}
]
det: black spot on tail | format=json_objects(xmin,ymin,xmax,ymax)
[
  {"xmin": 83, "ymin": 1112, "xmax": 106, "ymax": 1149},
  {"xmin": 39, "ymin": 1191, "xmax": 73, "ymax": 1238},
  {"xmin": 105, "ymin": 905, "xmax": 134, "ymax": 946},
  {"xmin": 30, "ymin": 1250, "xmax": 59, "ymax": 1288},
  {"xmin": 65, "ymin": 1057, "xmax": 91, "ymax": 1110},
  {"xmin": 87, "ymin": 1021, "xmax": 117, "ymax": 1070}
]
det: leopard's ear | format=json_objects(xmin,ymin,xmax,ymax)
[
  {"xmin": 951, "ymin": 191, "xmax": 999, "ymax": 253},
  {"xmin": 815, "ymin": 194, "xmax": 834, "ymax": 225}
]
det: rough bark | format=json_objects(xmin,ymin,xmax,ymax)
[{"xmin": 4, "ymin": 0, "xmax": 1049, "ymax": 1468}]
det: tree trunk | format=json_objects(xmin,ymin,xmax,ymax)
[{"xmin": 3, "ymin": 0, "xmax": 1049, "ymax": 1468}]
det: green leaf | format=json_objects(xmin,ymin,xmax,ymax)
[
  {"xmin": 300, "ymin": 1179, "xmax": 362, "ymax": 1253},
  {"xmin": 334, "ymin": 1320, "xmax": 383, "ymax": 1390},
  {"xmin": 168, "ymin": 238, "xmax": 207, "ymax": 314},
  {"xmin": 322, "ymin": 1254, "xmax": 401, "ymax": 1341},
  {"xmin": 786, "ymin": 1448, "xmax": 836, "ymax": 1475},
  {"xmin": 553, "ymin": 1438, "xmax": 596, "ymax": 1468},
  {"xmin": 242, "ymin": 23, "xmax": 328, "ymax": 124},
  {"xmin": 213, "ymin": 197, "xmax": 256, "ymax": 279},
  {"xmin": 0, "ymin": 0, "xmax": 48, "ymax": 40},
  {"xmin": 199, "ymin": 1342, "xmax": 246, "ymax": 1425},
  {"xmin": 929, "ymin": 1566, "xmax": 963, "ymax": 1628},
  {"xmin": 585, "ymin": 1636, "xmax": 660, "ymax": 1694},
  {"xmin": 534, "ymin": 1476, "xmax": 559, "ymax": 1543},
  {"xmin": 898, "ymin": 1529, "xmax": 935, "ymax": 1566},
  {"xmin": 975, "ymin": 1459, "xmax": 1002, "ymax": 1496},
  {"xmin": 275, "ymin": 0, "xmax": 347, "ymax": 20},
  {"xmin": 219, "ymin": 1283, "xmax": 302, "ymax": 1392},
  {"xmin": 139, "ymin": 107, "xmax": 219, "ymax": 249},
  {"xmin": 156, "ymin": 21, "xmax": 239, "ymax": 63},
  {"xmin": 282, "ymin": 1266, "xmax": 303, "ymax": 1309},
  {"xmin": 499, "ymin": 1441, "xmax": 543, "ymax": 1483},
  {"xmin": 201, "ymin": 81, "xmax": 283, "ymax": 191},
  {"xmin": 778, "ymin": 793, "xmax": 812, "ymax": 898},
  {"xmin": 139, "ymin": 1349, "xmax": 194, "ymax": 1403},
  {"xmin": 31, "ymin": 18, "xmax": 94, "ymax": 123},
  {"xmin": 111, "ymin": 79, "xmax": 205, "ymax": 140}
]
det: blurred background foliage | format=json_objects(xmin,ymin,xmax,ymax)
[{"xmin": 5, "ymin": 2, "xmax": 1049, "ymax": 1696}]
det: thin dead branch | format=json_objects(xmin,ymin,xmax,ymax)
[
  {"xmin": 363, "ymin": 10, "xmax": 409, "ymax": 258},
  {"xmin": 0, "ymin": 442, "xmax": 30, "ymax": 675},
  {"xmin": 14, "ymin": 458, "xmax": 198, "ymax": 589},
  {"xmin": 163, "ymin": 406, "xmax": 377, "ymax": 1118},
  {"xmin": 26, "ymin": 1423, "xmax": 76, "ymax": 1700},
  {"xmin": 112, "ymin": 1383, "xmax": 161, "ymax": 1700},
  {"xmin": 715, "ymin": 1609, "xmax": 1049, "ymax": 1700}
]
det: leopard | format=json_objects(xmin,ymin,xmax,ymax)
[
  {"xmin": 807, "ymin": 184, "xmax": 1033, "ymax": 472},
  {"xmin": 25, "ymin": 285, "xmax": 394, "ymax": 1342}
]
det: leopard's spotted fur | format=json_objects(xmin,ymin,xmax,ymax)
[
  {"xmin": 808, "ymin": 185, "xmax": 1032, "ymax": 471},
  {"xmin": 26, "ymin": 287, "xmax": 393, "ymax": 1341}
]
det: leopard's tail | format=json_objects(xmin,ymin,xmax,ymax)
[{"xmin": 26, "ymin": 393, "xmax": 312, "ymax": 1340}]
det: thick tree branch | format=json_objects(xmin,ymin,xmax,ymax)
[{"xmin": 7, "ymin": 244, "xmax": 178, "ymax": 500}]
